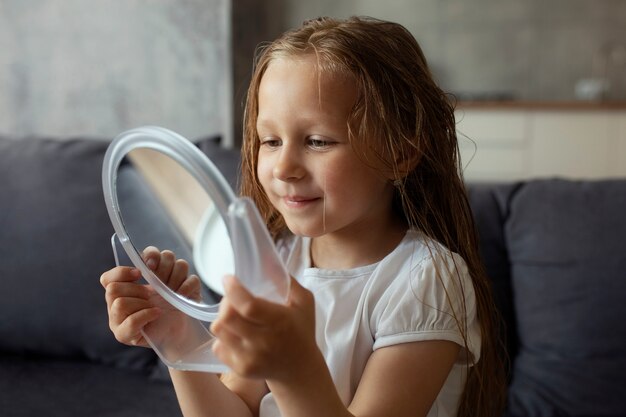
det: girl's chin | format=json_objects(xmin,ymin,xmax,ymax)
[{"xmin": 284, "ymin": 222, "xmax": 328, "ymax": 238}]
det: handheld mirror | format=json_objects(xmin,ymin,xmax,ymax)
[{"xmin": 102, "ymin": 126, "xmax": 290, "ymax": 372}]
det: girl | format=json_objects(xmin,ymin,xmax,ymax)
[{"xmin": 101, "ymin": 16, "xmax": 506, "ymax": 417}]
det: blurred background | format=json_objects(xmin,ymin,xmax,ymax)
[
  {"xmin": 0, "ymin": 0, "xmax": 232, "ymax": 143},
  {"xmin": 1, "ymin": 0, "xmax": 625, "ymax": 178},
  {"xmin": 237, "ymin": 0, "xmax": 626, "ymax": 102}
]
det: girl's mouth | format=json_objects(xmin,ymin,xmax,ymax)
[{"xmin": 283, "ymin": 196, "xmax": 321, "ymax": 208}]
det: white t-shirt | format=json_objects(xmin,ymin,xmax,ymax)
[{"xmin": 259, "ymin": 230, "xmax": 481, "ymax": 417}]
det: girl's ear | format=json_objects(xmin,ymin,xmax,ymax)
[{"xmin": 388, "ymin": 148, "xmax": 421, "ymax": 182}]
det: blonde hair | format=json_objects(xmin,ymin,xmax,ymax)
[{"xmin": 240, "ymin": 16, "xmax": 506, "ymax": 416}]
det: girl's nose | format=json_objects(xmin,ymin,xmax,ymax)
[{"xmin": 273, "ymin": 144, "xmax": 305, "ymax": 182}]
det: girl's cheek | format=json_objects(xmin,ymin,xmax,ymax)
[
  {"xmin": 257, "ymin": 158, "xmax": 273, "ymax": 185},
  {"xmin": 319, "ymin": 163, "xmax": 344, "ymax": 193}
]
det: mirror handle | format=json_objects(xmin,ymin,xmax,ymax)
[{"xmin": 229, "ymin": 197, "xmax": 291, "ymax": 303}]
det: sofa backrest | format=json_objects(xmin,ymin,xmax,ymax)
[
  {"xmin": 468, "ymin": 179, "xmax": 626, "ymax": 416},
  {"xmin": 467, "ymin": 182, "xmax": 521, "ymax": 370},
  {"xmin": 0, "ymin": 136, "xmax": 234, "ymax": 377},
  {"xmin": 0, "ymin": 137, "xmax": 157, "ymax": 371}
]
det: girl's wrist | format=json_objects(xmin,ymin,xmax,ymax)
[
  {"xmin": 266, "ymin": 347, "xmax": 352, "ymax": 417},
  {"xmin": 269, "ymin": 344, "xmax": 326, "ymax": 387}
]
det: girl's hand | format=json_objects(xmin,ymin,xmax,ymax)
[
  {"xmin": 100, "ymin": 266, "xmax": 160, "ymax": 347},
  {"xmin": 100, "ymin": 247, "xmax": 201, "ymax": 347},
  {"xmin": 141, "ymin": 246, "xmax": 202, "ymax": 301},
  {"xmin": 210, "ymin": 275, "xmax": 319, "ymax": 381}
]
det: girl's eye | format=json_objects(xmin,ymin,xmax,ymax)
[
  {"xmin": 260, "ymin": 137, "xmax": 281, "ymax": 148},
  {"xmin": 307, "ymin": 137, "xmax": 333, "ymax": 150}
]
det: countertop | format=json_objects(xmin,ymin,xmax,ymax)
[{"xmin": 455, "ymin": 100, "xmax": 626, "ymax": 111}]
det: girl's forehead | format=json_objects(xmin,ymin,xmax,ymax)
[
  {"xmin": 263, "ymin": 55, "xmax": 354, "ymax": 88},
  {"xmin": 256, "ymin": 56, "xmax": 357, "ymax": 132},
  {"xmin": 260, "ymin": 58, "xmax": 355, "ymax": 108}
]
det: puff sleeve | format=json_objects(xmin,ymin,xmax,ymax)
[{"xmin": 370, "ymin": 250, "xmax": 481, "ymax": 365}]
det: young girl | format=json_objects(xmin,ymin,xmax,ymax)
[{"xmin": 101, "ymin": 16, "xmax": 506, "ymax": 417}]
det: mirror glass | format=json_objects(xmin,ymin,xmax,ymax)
[{"xmin": 116, "ymin": 147, "xmax": 233, "ymax": 308}]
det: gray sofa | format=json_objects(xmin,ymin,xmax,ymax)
[
  {"xmin": 0, "ymin": 136, "xmax": 234, "ymax": 417},
  {"xmin": 1, "ymin": 136, "xmax": 625, "ymax": 417},
  {"xmin": 468, "ymin": 180, "xmax": 626, "ymax": 416}
]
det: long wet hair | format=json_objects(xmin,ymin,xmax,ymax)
[{"xmin": 239, "ymin": 16, "xmax": 506, "ymax": 417}]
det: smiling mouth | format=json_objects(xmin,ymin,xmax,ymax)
[{"xmin": 283, "ymin": 196, "xmax": 321, "ymax": 208}]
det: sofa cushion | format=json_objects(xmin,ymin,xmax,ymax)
[
  {"xmin": 503, "ymin": 178, "xmax": 626, "ymax": 416},
  {"xmin": 0, "ymin": 137, "xmax": 157, "ymax": 371},
  {"xmin": 0, "ymin": 355, "xmax": 181, "ymax": 417},
  {"xmin": 467, "ymin": 182, "xmax": 521, "ymax": 373}
]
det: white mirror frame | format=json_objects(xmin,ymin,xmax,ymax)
[{"xmin": 102, "ymin": 126, "xmax": 235, "ymax": 322}]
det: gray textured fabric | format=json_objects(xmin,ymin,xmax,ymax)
[
  {"xmin": 467, "ymin": 182, "xmax": 521, "ymax": 374},
  {"xmin": 504, "ymin": 179, "xmax": 626, "ymax": 416},
  {"xmin": 0, "ymin": 135, "xmax": 240, "ymax": 416},
  {"xmin": 0, "ymin": 355, "xmax": 182, "ymax": 417},
  {"xmin": 0, "ymin": 137, "xmax": 157, "ymax": 371}
]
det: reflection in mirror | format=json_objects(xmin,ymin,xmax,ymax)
[{"xmin": 116, "ymin": 147, "xmax": 234, "ymax": 308}]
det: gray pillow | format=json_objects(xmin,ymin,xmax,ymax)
[
  {"xmin": 0, "ymin": 137, "xmax": 157, "ymax": 371},
  {"xmin": 467, "ymin": 182, "xmax": 521, "ymax": 374},
  {"xmin": 504, "ymin": 179, "xmax": 626, "ymax": 416}
]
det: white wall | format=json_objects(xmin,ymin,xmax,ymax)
[
  {"xmin": 0, "ymin": 0, "xmax": 232, "ymax": 145},
  {"xmin": 276, "ymin": 0, "xmax": 626, "ymax": 102}
]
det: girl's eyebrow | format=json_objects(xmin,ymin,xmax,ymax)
[
  {"xmin": 257, "ymin": 117, "xmax": 289, "ymax": 131},
  {"xmin": 255, "ymin": 118, "xmax": 273, "ymax": 129},
  {"xmin": 257, "ymin": 114, "xmax": 339, "ymax": 130}
]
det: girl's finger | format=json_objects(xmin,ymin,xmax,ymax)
[
  {"xmin": 286, "ymin": 276, "xmax": 315, "ymax": 309},
  {"xmin": 100, "ymin": 267, "xmax": 142, "ymax": 288},
  {"xmin": 169, "ymin": 258, "xmax": 190, "ymax": 292},
  {"xmin": 104, "ymin": 281, "xmax": 151, "ymax": 311},
  {"xmin": 141, "ymin": 246, "xmax": 162, "ymax": 270},
  {"xmin": 109, "ymin": 297, "xmax": 155, "ymax": 327},
  {"xmin": 213, "ymin": 301, "xmax": 260, "ymax": 339},
  {"xmin": 210, "ymin": 320, "xmax": 250, "ymax": 369},
  {"xmin": 178, "ymin": 274, "xmax": 202, "ymax": 300},
  {"xmin": 211, "ymin": 318, "xmax": 244, "ymax": 347},
  {"xmin": 222, "ymin": 275, "xmax": 283, "ymax": 324},
  {"xmin": 154, "ymin": 250, "xmax": 176, "ymax": 285},
  {"xmin": 115, "ymin": 307, "xmax": 161, "ymax": 345}
]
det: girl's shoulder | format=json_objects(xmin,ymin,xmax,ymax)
[
  {"xmin": 384, "ymin": 229, "xmax": 468, "ymax": 273},
  {"xmin": 370, "ymin": 230, "xmax": 481, "ymax": 361},
  {"xmin": 372, "ymin": 229, "xmax": 475, "ymax": 319}
]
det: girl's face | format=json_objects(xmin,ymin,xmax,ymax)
[{"xmin": 256, "ymin": 55, "xmax": 396, "ymax": 240}]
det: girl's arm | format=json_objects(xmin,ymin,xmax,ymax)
[
  {"xmin": 169, "ymin": 370, "xmax": 268, "ymax": 417},
  {"xmin": 212, "ymin": 275, "xmax": 460, "ymax": 417},
  {"xmin": 267, "ymin": 340, "xmax": 459, "ymax": 417},
  {"xmin": 349, "ymin": 340, "xmax": 460, "ymax": 417},
  {"xmin": 137, "ymin": 248, "xmax": 269, "ymax": 417},
  {"xmin": 101, "ymin": 248, "xmax": 269, "ymax": 417}
]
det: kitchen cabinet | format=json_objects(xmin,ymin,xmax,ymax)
[{"xmin": 454, "ymin": 103, "xmax": 626, "ymax": 181}]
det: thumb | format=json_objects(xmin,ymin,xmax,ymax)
[{"xmin": 287, "ymin": 276, "xmax": 314, "ymax": 309}]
